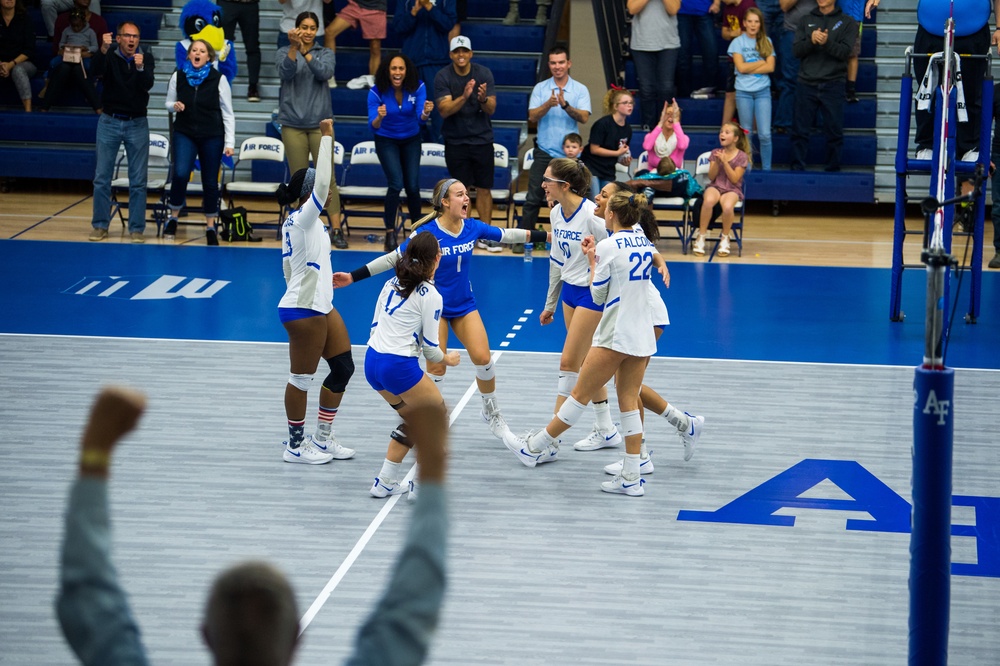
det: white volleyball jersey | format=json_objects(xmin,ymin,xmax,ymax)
[
  {"xmin": 591, "ymin": 229, "xmax": 659, "ymax": 356},
  {"xmin": 368, "ymin": 277, "xmax": 444, "ymax": 359},
  {"xmin": 549, "ymin": 198, "xmax": 609, "ymax": 287},
  {"xmin": 631, "ymin": 223, "xmax": 670, "ymax": 327},
  {"xmin": 279, "ymin": 191, "xmax": 333, "ymax": 313}
]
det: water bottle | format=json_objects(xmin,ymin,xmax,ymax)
[
  {"xmin": 365, "ymin": 234, "xmax": 379, "ymax": 243},
  {"xmin": 537, "ymin": 225, "xmax": 550, "ymax": 251},
  {"xmin": 270, "ymin": 108, "xmax": 281, "ymax": 134},
  {"xmin": 524, "ymin": 242, "xmax": 533, "ymax": 262}
]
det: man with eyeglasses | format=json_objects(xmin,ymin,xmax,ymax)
[
  {"xmin": 88, "ymin": 21, "xmax": 155, "ymax": 243},
  {"xmin": 515, "ymin": 46, "xmax": 591, "ymax": 251}
]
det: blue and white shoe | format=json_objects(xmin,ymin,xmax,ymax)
[
  {"xmin": 370, "ymin": 477, "xmax": 408, "ymax": 498},
  {"xmin": 680, "ymin": 413, "xmax": 704, "ymax": 462},
  {"xmin": 572, "ymin": 424, "xmax": 622, "ymax": 451},
  {"xmin": 503, "ymin": 429, "xmax": 558, "ymax": 468},
  {"xmin": 604, "ymin": 453, "xmax": 654, "ymax": 476},
  {"xmin": 601, "ymin": 474, "xmax": 645, "ymax": 496},
  {"xmin": 283, "ymin": 441, "xmax": 334, "ymax": 465},
  {"xmin": 309, "ymin": 434, "xmax": 356, "ymax": 460}
]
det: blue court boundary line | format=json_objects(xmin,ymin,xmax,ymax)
[{"xmin": 8, "ymin": 195, "xmax": 92, "ymax": 239}]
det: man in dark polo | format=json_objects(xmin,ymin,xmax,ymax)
[
  {"xmin": 88, "ymin": 21, "xmax": 155, "ymax": 243},
  {"xmin": 434, "ymin": 35, "xmax": 498, "ymax": 226}
]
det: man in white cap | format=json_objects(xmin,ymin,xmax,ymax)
[{"xmin": 434, "ymin": 36, "xmax": 499, "ymax": 229}]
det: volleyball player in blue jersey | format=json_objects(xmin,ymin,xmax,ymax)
[
  {"xmin": 276, "ymin": 119, "xmax": 357, "ymax": 465},
  {"xmin": 334, "ymin": 178, "xmax": 549, "ymax": 440},
  {"xmin": 365, "ymin": 232, "xmax": 460, "ymax": 498}
]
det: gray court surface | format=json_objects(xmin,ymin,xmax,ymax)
[{"xmin": 1, "ymin": 335, "xmax": 998, "ymax": 665}]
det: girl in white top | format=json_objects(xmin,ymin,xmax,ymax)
[
  {"xmin": 504, "ymin": 191, "xmax": 668, "ymax": 496},
  {"xmin": 594, "ymin": 181, "xmax": 704, "ymax": 474},
  {"xmin": 365, "ymin": 232, "xmax": 460, "ymax": 498},
  {"xmin": 276, "ymin": 120, "xmax": 356, "ymax": 465},
  {"xmin": 538, "ymin": 158, "xmax": 622, "ymax": 453}
]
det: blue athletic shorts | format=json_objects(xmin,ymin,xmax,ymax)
[
  {"xmin": 278, "ymin": 307, "xmax": 324, "ymax": 323},
  {"xmin": 365, "ymin": 347, "xmax": 424, "ymax": 395},
  {"xmin": 561, "ymin": 283, "xmax": 603, "ymax": 312}
]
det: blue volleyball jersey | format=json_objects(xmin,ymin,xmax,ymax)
[{"xmin": 399, "ymin": 218, "xmax": 503, "ymax": 318}]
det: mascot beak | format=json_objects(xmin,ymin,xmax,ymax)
[{"xmin": 191, "ymin": 24, "xmax": 225, "ymax": 53}]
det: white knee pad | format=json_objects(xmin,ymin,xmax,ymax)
[
  {"xmin": 556, "ymin": 396, "xmax": 587, "ymax": 427},
  {"xmin": 288, "ymin": 372, "xmax": 313, "ymax": 391},
  {"xmin": 474, "ymin": 362, "xmax": 496, "ymax": 382},
  {"xmin": 619, "ymin": 409, "xmax": 644, "ymax": 438},
  {"xmin": 557, "ymin": 371, "xmax": 578, "ymax": 398}
]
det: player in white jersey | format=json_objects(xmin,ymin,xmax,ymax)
[
  {"xmin": 364, "ymin": 232, "xmax": 460, "ymax": 498},
  {"xmin": 504, "ymin": 191, "xmax": 668, "ymax": 496},
  {"xmin": 276, "ymin": 120, "xmax": 357, "ymax": 465},
  {"xmin": 334, "ymin": 178, "xmax": 550, "ymax": 442},
  {"xmin": 595, "ymin": 182, "xmax": 704, "ymax": 474},
  {"xmin": 536, "ymin": 158, "xmax": 622, "ymax": 453}
]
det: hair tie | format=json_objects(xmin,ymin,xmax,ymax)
[{"xmin": 433, "ymin": 178, "xmax": 459, "ymax": 208}]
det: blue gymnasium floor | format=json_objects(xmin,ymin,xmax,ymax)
[{"xmin": 1, "ymin": 239, "xmax": 998, "ymax": 369}]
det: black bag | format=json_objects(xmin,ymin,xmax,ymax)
[{"xmin": 220, "ymin": 207, "xmax": 259, "ymax": 242}]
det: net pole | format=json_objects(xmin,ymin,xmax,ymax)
[{"xmin": 908, "ymin": 14, "xmax": 956, "ymax": 666}]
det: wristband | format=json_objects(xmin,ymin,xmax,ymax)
[
  {"xmin": 561, "ymin": 102, "xmax": 569, "ymax": 110},
  {"xmin": 80, "ymin": 450, "xmax": 109, "ymax": 469}
]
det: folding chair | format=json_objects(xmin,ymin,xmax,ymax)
[
  {"xmin": 338, "ymin": 140, "xmax": 394, "ymax": 238},
  {"xmin": 509, "ymin": 147, "xmax": 534, "ymax": 228},
  {"xmin": 689, "ymin": 151, "xmax": 745, "ymax": 261},
  {"xmin": 418, "ymin": 142, "xmax": 450, "ymax": 201},
  {"xmin": 110, "ymin": 133, "xmax": 170, "ymax": 236},
  {"xmin": 222, "ymin": 136, "xmax": 287, "ymax": 239},
  {"xmin": 489, "ymin": 143, "xmax": 513, "ymax": 226},
  {"xmin": 633, "ymin": 150, "xmax": 691, "ymax": 253}
]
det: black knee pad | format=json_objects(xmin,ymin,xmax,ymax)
[
  {"xmin": 322, "ymin": 351, "xmax": 355, "ymax": 393},
  {"xmin": 390, "ymin": 423, "xmax": 413, "ymax": 449}
]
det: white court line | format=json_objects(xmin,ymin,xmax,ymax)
[{"xmin": 297, "ymin": 350, "xmax": 503, "ymax": 635}]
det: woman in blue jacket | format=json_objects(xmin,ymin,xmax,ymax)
[{"xmin": 368, "ymin": 52, "xmax": 434, "ymax": 251}]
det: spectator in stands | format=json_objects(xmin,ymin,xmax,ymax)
[
  {"xmin": 692, "ymin": 120, "xmax": 750, "ymax": 257},
  {"xmin": 52, "ymin": 0, "xmax": 106, "ymax": 56},
  {"xmin": 369, "ymin": 52, "xmax": 434, "ymax": 251},
  {"xmin": 323, "ymin": 0, "xmax": 386, "ymax": 90},
  {"xmin": 38, "ymin": 7, "xmax": 100, "ymax": 113},
  {"xmin": 163, "ymin": 39, "xmax": 235, "ymax": 245},
  {"xmin": 729, "ymin": 7, "xmax": 775, "ymax": 169},
  {"xmin": 278, "ymin": 0, "xmax": 327, "ymax": 48},
  {"xmin": 627, "ymin": 0, "xmax": 680, "ymax": 131},
  {"xmin": 0, "ymin": 0, "xmax": 36, "ymax": 112},
  {"xmin": 720, "ymin": 0, "xmax": 755, "ymax": 125},
  {"xmin": 391, "ymin": 0, "xmax": 455, "ymax": 143},
  {"xmin": 773, "ymin": 0, "xmax": 816, "ymax": 134},
  {"xmin": 869, "ymin": 0, "xmax": 1000, "ymax": 161},
  {"xmin": 989, "ymin": 81, "xmax": 1000, "ymax": 269},
  {"xmin": 502, "ymin": 0, "xmax": 551, "ymax": 25},
  {"xmin": 448, "ymin": 0, "xmax": 464, "ymax": 40},
  {"xmin": 56, "ymin": 386, "xmax": 449, "ymax": 666},
  {"xmin": 219, "ymin": 0, "xmax": 261, "ymax": 102},
  {"xmin": 277, "ymin": 11, "xmax": 347, "ymax": 248},
  {"xmin": 841, "ymin": 0, "xmax": 863, "ymax": 103},
  {"xmin": 582, "ymin": 88, "xmax": 634, "ymax": 197},
  {"xmin": 518, "ymin": 47, "xmax": 591, "ymax": 249},
  {"xmin": 435, "ymin": 36, "xmax": 497, "ymax": 224},
  {"xmin": 790, "ymin": 0, "xmax": 856, "ymax": 172},
  {"xmin": 562, "ymin": 132, "xmax": 583, "ymax": 159},
  {"xmin": 643, "ymin": 98, "xmax": 689, "ymax": 170},
  {"xmin": 41, "ymin": 0, "xmax": 99, "ymax": 39},
  {"xmin": 88, "ymin": 22, "xmax": 155, "ymax": 243},
  {"xmin": 677, "ymin": 0, "xmax": 721, "ymax": 99}
]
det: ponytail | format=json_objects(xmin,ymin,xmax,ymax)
[{"xmin": 394, "ymin": 232, "xmax": 439, "ymax": 299}]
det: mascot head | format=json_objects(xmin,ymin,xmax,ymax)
[{"xmin": 180, "ymin": 0, "xmax": 226, "ymax": 54}]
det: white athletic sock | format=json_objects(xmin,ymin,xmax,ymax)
[
  {"xmin": 593, "ymin": 400, "xmax": 614, "ymax": 432},
  {"xmin": 378, "ymin": 459, "xmax": 401, "ymax": 482},
  {"xmin": 639, "ymin": 438, "xmax": 649, "ymax": 459},
  {"xmin": 528, "ymin": 429, "xmax": 556, "ymax": 453},
  {"xmin": 662, "ymin": 404, "xmax": 691, "ymax": 433},
  {"xmin": 622, "ymin": 453, "xmax": 641, "ymax": 479}
]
